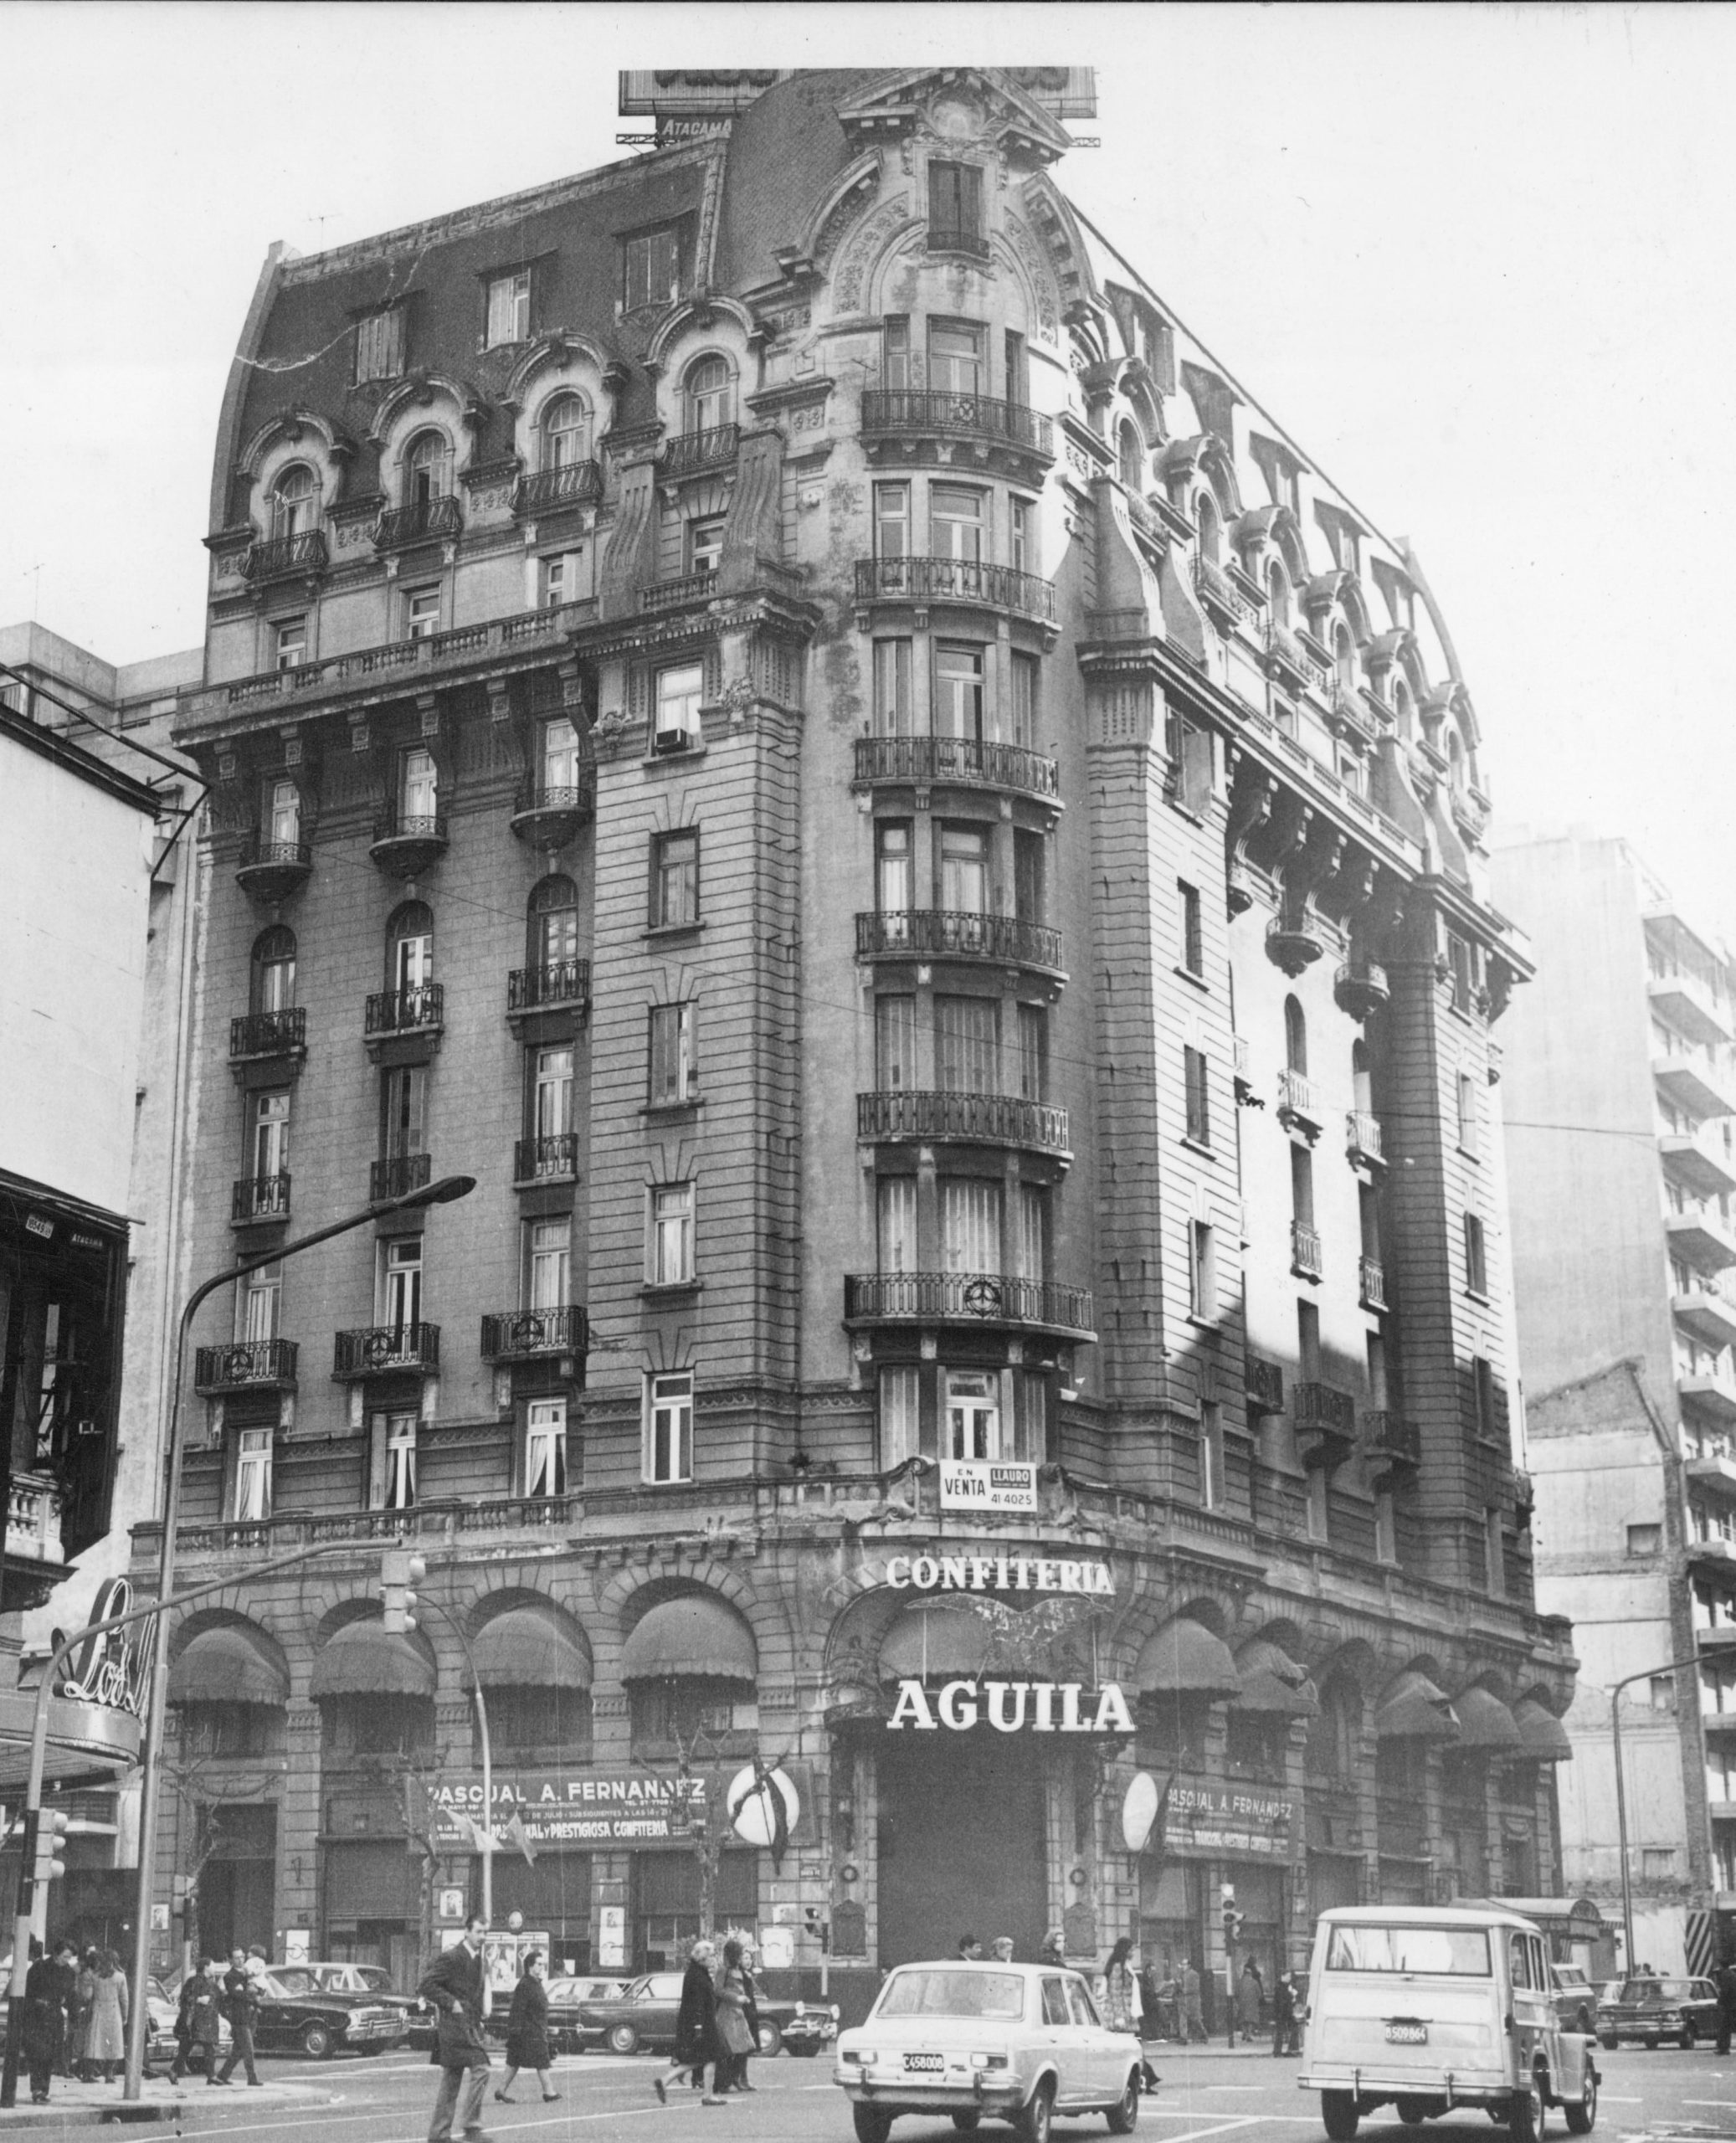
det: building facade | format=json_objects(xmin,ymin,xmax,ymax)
[
  {"xmin": 145, "ymin": 68, "xmax": 1573, "ymax": 2006},
  {"xmin": 1496, "ymin": 830, "xmax": 1736, "ymax": 1976}
]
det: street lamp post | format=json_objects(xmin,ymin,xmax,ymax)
[
  {"xmin": 121, "ymin": 1173, "xmax": 475, "ymax": 2099},
  {"xmin": 1610, "ymin": 1650, "xmax": 1708, "ymax": 1973}
]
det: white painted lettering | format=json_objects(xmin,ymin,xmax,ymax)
[
  {"xmin": 886, "ymin": 1555, "xmax": 912, "ymax": 1588},
  {"xmin": 1033, "ymin": 1683, "xmax": 1055, "ymax": 1732},
  {"xmin": 1060, "ymin": 1684, "xmax": 1086, "ymax": 1732},
  {"xmin": 938, "ymin": 1678, "xmax": 979, "ymax": 1730},
  {"xmin": 986, "ymin": 1681, "xmax": 1030, "ymax": 1732},
  {"xmin": 911, "ymin": 1556, "xmax": 938, "ymax": 1590},
  {"xmin": 1091, "ymin": 1683, "xmax": 1135, "ymax": 1734},
  {"xmin": 941, "ymin": 1556, "xmax": 968, "ymax": 1591},
  {"xmin": 888, "ymin": 1680, "xmax": 936, "ymax": 1730}
]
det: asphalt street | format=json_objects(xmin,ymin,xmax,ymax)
[{"xmin": 73, "ymin": 2041, "xmax": 1736, "ymax": 2143}]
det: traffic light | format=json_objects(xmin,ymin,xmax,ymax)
[
  {"xmin": 1220, "ymin": 1883, "xmax": 1244, "ymax": 1945},
  {"xmin": 380, "ymin": 1549, "xmax": 426, "ymax": 1633},
  {"xmin": 21, "ymin": 1807, "xmax": 70, "ymax": 1889}
]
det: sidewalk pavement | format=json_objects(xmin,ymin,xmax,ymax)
[{"xmin": 0, "ymin": 2075, "xmax": 336, "ymax": 2130}]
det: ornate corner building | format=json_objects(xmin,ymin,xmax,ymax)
[{"xmin": 145, "ymin": 68, "xmax": 1575, "ymax": 2004}]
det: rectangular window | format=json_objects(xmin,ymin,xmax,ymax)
[
  {"xmin": 378, "ymin": 1236, "xmax": 423, "ymax": 1334},
  {"xmin": 232, "ymin": 1426, "xmax": 273, "ymax": 1523},
  {"xmin": 1164, "ymin": 709, "xmax": 1213, "ymax": 815},
  {"xmin": 1179, "ymin": 881, "xmax": 1204, "ymax": 975},
  {"xmin": 268, "ymin": 779, "xmax": 300, "ymax": 846},
  {"xmin": 252, "ymin": 1089, "xmax": 290, "ymax": 1181},
  {"xmin": 1628, "ymin": 1522, "xmax": 1663, "ymax": 1556},
  {"xmin": 1457, "ymin": 1070, "xmax": 1479, "ymax": 1155},
  {"xmin": 687, "ymin": 516, "xmax": 725, "ymax": 576},
  {"xmin": 648, "ymin": 1003, "xmax": 697, "ymax": 1106},
  {"xmin": 1004, "ymin": 328, "xmax": 1030, "ymax": 406},
  {"xmin": 1013, "ymin": 829, "xmax": 1045, "ymax": 927},
  {"xmin": 1184, "ymin": 1046, "xmax": 1211, "ymax": 1146},
  {"xmin": 1291, "ymin": 1144, "xmax": 1315, "ymax": 1229},
  {"xmin": 944, "ymin": 1366, "xmax": 1001, "ymax": 1460},
  {"xmin": 875, "ymin": 821, "xmax": 912, "ymax": 932},
  {"xmin": 354, "ymin": 307, "xmax": 405, "ymax": 384},
  {"xmin": 623, "ymin": 226, "xmax": 682, "ymax": 311},
  {"xmin": 654, "ymin": 662, "xmax": 704, "ymax": 752},
  {"xmin": 874, "ymin": 483, "xmax": 910, "ymax": 561},
  {"xmin": 382, "ymin": 1066, "xmax": 428, "ymax": 1162},
  {"xmin": 1009, "ymin": 651, "xmax": 1038, "ymax": 750},
  {"xmin": 1448, "ymin": 930, "xmax": 1476, "ymax": 1015},
  {"xmin": 1358, "ymin": 1183, "xmax": 1381, "ymax": 1263},
  {"xmin": 526, "ymin": 1216, "xmax": 570, "ymax": 1309},
  {"xmin": 1189, "ymin": 1219, "xmax": 1217, "ymax": 1319},
  {"xmin": 525, "ymin": 1397, "xmax": 567, "ymax": 1499},
  {"xmin": 929, "ymin": 160, "xmax": 984, "ymax": 245},
  {"xmin": 877, "ymin": 1177, "xmax": 917, "ymax": 1273},
  {"xmin": 532, "ymin": 1046, "xmax": 573, "ymax": 1142},
  {"xmin": 941, "ymin": 1179, "xmax": 1001, "ymax": 1273},
  {"xmin": 1374, "ymin": 1488, "xmax": 1396, "ymax": 1564},
  {"xmin": 883, "ymin": 317, "xmax": 911, "ymax": 391},
  {"xmin": 1297, "ymin": 1298, "xmax": 1322, "ymax": 1380},
  {"xmin": 933, "ymin": 642, "xmax": 985, "ymax": 742},
  {"xmin": 1018, "ymin": 1185, "xmax": 1049, "ymax": 1280},
  {"xmin": 401, "ymin": 745, "xmax": 438, "ymax": 819},
  {"xmin": 878, "ymin": 1364, "xmax": 922, "ymax": 1467},
  {"xmin": 652, "ymin": 829, "xmax": 700, "ymax": 928},
  {"xmin": 542, "ymin": 550, "xmax": 583, "ymax": 609},
  {"xmin": 931, "ymin": 486, "xmax": 984, "ymax": 563},
  {"xmin": 875, "ymin": 994, "xmax": 917, "ymax": 1091},
  {"xmin": 1200, "ymin": 1401, "xmax": 1225, "ymax": 1510},
  {"xmin": 369, "ymin": 1410, "xmax": 419, "ymax": 1511},
  {"xmin": 1014, "ymin": 1370, "xmax": 1049, "ymax": 1463},
  {"xmin": 1464, "ymin": 1212, "xmax": 1488, "ymax": 1297},
  {"xmin": 1486, "ymin": 1508, "xmax": 1506, "ymax": 1599},
  {"xmin": 648, "ymin": 1183, "xmax": 696, "ymax": 1287},
  {"xmin": 935, "ymin": 995, "xmax": 997, "ymax": 1094},
  {"xmin": 927, "ymin": 318, "xmax": 984, "ymax": 395},
  {"xmin": 644, "ymin": 1370, "xmax": 694, "ymax": 1484},
  {"xmin": 1471, "ymin": 1355, "xmax": 1500, "ymax": 1447},
  {"xmin": 1016, "ymin": 1004, "xmax": 1047, "ymax": 1102},
  {"xmin": 1009, "ymin": 496, "xmax": 1036, "ymax": 577},
  {"xmin": 404, "ymin": 588, "xmax": 440, "ymax": 642},
  {"xmin": 539, "ymin": 714, "xmax": 579, "ymax": 792},
  {"xmin": 275, "ymin": 617, "xmax": 306, "ymax": 671},
  {"xmin": 937, "ymin": 822, "xmax": 988, "ymax": 913},
  {"xmin": 485, "ymin": 269, "xmax": 532, "ymax": 347},
  {"xmin": 239, "ymin": 1261, "xmax": 280, "ymax": 1345},
  {"xmin": 872, "ymin": 640, "xmax": 913, "ymax": 735}
]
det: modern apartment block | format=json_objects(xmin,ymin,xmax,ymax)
[
  {"xmin": 1496, "ymin": 830, "xmax": 1736, "ymax": 1975},
  {"xmin": 142, "ymin": 68, "xmax": 1573, "ymax": 2002}
]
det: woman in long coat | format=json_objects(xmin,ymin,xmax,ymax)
[
  {"xmin": 713, "ymin": 1940, "xmax": 756, "ymax": 2094},
  {"xmin": 83, "ymin": 1951, "xmax": 129, "ymax": 2082},
  {"xmin": 1101, "ymin": 1935, "xmax": 1138, "ymax": 2033},
  {"xmin": 653, "ymin": 1938, "xmax": 725, "ymax": 2104},
  {"xmin": 494, "ymin": 1950, "xmax": 560, "ymax": 2105},
  {"xmin": 1236, "ymin": 1956, "xmax": 1265, "ymax": 2035}
]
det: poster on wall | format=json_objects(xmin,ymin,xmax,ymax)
[{"xmin": 598, "ymin": 1906, "xmax": 626, "ymax": 1969}]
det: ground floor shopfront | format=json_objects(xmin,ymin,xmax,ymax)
[{"xmin": 139, "ymin": 1483, "xmax": 1576, "ymax": 1998}]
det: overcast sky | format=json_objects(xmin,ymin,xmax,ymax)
[{"xmin": 4, "ymin": 3, "xmax": 1732, "ymax": 938}]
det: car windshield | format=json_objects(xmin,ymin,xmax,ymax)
[
  {"xmin": 1324, "ymin": 1925, "xmax": 1492, "ymax": 1976},
  {"xmin": 877, "ymin": 1969, "xmax": 1026, "ymax": 2020},
  {"xmin": 1620, "ymin": 1979, "xmax": 1694, "ymax": 2001},
  {"xmin": 265, "ymin": 1970, "xmax": 318, "ymax": 1996}
]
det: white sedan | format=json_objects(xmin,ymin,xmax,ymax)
[{"xmin": 835, "ymin": 1960, "xmax": 1145, "ymax": 2143}]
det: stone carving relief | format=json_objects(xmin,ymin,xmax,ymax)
[{"xmin": 834, "ymin": 197, "xmax": 916, "ymax": 315}]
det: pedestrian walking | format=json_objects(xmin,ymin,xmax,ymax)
[
  {"xmin": 1237, "ymin": 1955, "xmax": 1265, "ymax": 2038},
  {"xmin": 1717, "ymin": 1955, "xmax": 1736, "ymax": 2055},
  {"xmin": 419, "ymin": 1914, "xmax": 495, "ymax": 2143},
  {"xmin": 957, "ymin": 1932, "xmax": 983, "ymax": 1961},
  {"xmin": 1181, "ymin": 1959, "xmax": 1206, "ymax": 2043},
  {"xmin": 82, "ymin": 1950, "xmax": 129, "ymax": 2083},
  {"xmin": 23, "ymin": 1939, "xmax": 76, "ymax": 2104},
  {"xmin": 171, "ymin": 1958, "xmax": 223, "ymax": 2083},
  {"xmin": 1102, "ymin": 1936, "xmax": 1138, "ymax": 2032},
  {"xmin": 1273, "ymin": 1971, "xmax": 1301, "ymax": 2057},
  {"xmin": 1040, "ymin": 1928, "xmax": 1067, "ymax": 1969},
  {"xmin": 653, "ymin": 1938, "xmax": 727, "ymax": 2105},
  {"xmin": 729, "ymin": 1944, "xmax": 763, "ymax": 2094},
  {"xmin": 495, "ymin": 1950, "xmax": 560, "ymax": 2105},
  {"xmin": 713, "ymin": 1940, "xmax": 756, "ymax": 2095},
  {"xmin": 990, "ymin": 1935, "xmax": 1015, "ymax": 1962},
  {"xmin": 218, "ymin": 1947, "xmax": 263, "ymax": 2086},
  {"xmin": 70, "ymin": 1950, "xmax": 97, "ymax": 2079}
]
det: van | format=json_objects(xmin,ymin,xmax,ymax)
[{"xmin": 1298, "ymin": 1904, "xmax": 1599, "ymax": 2140}]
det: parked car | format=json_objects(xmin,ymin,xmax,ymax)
[
  {"xmin": 575, "ymin": 1970, "xmax": 837, "ymax": 2058},
  {"xmin": 244, "ymin": 1967, "xmax": 408, "ymax": 2059},
  {"xmin": 1598, "ymin": 1975, "xmax": 1720, "ymax": 2050},
  {"xmin": 302, "ymin": 1961, "xmax": 434, "ymax": 2047},
  {"xmin": 1551, "ymin": 1964, "xmax": 1601, "ymax": 2037},
  {"xmin": 1299, "ymin": 1904, "xmax": 1599, "ymax": 2140},
  {"xmin": 834, "ymin": 1959, "xmax": 1143, "ymax": 2143},
  {"xmin": 496, "ymin": 1976, "xmax": 629, "ymax": 2055}
]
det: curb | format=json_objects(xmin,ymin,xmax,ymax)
[{"xmin": 0, "ymin": 2084, "xmax": 338, "ymax": 2130}]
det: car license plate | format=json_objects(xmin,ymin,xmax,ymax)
[
  {"xmin": 1385, "ymin": 2022, "xmax": 1428, "ymax": 2045},
  {"xmin": 904, "ymin": 2052, "xmax": 944, "ymax": 2072}
]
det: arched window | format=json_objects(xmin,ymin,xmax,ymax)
[
  {"xmin": 528, "ymin": 875, "xmax": 579, "ymax": 969},
  {"xmin": 271, "ymin": 465, "xmax": 318, "ymax": 541},
  {"xmin": 388, "ymin": 902, "xmax": 434, "ymax": 994},
  {"xmin": 404, "ymin": 429, "xmax": 450, "ymax": 506},
  {"xmin": 1305, "ymin": 1675, "xmax": 1361, "ymax": 1786},
  {"xmin": 1196, "ymin": 493, "xmax": 1221, "ymax": 566},
  {"xmin": 251, "ymin": 927, "xmax": 296, "ymax": 1015},
  {"xmin": 1266, "ymin": 559, "xmax": 1291, "ymax": 629},
  {"xmin": 1117, "ymin": 420, "xmax": 1143, "ymax": 492},
  {"xmin": 685, "ymin": 354, "xmax": 734, "ymax": 435},
  {"xmin": 541, "ymin": 393, "xmax": 591, "ymax": 470},
  {"xmin": 1334, "ymin": 623, "xmax": 1357, "ymax": 693},
  {"xmin": 1284, "ymin": 994, "xmax": 1307, "ymax": 1076}
]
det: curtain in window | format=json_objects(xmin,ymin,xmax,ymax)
[
  {"xmin": 935, "ymin": 996, "xmax": 996, "ymax": 1093},
  {"xmin": 877, "ymin": 1178, "xmax": 917, "ymax": 1273},
  {"xmin": 941, "ymin": 1179, "xmax": 1001, "ymax": 1272},
  {"xmin": 878, "ymin": 1365, "xmax": 922, "ymax": 1468}
]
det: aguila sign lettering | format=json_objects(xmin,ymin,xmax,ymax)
[{"xmin": 888, "ymin": 1678, "xmax": 1134, "ymax": 1734}]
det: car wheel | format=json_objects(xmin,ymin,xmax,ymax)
[
  {"xmin": 953, "ymin": 2116, "xmax": 982, "ymax": 2134},
  {"xmin": 607, "ymin": 2022, "xmax": 639, "ymax": 2056},
  {"xmin": 1564, "ymin": 2066, "xmax": 1597, "ymax": 2136},
  {"xmin": 300, "ymin": 2020, "xmax": 335, "ymax": 2060},
  {"xmin": 1682, "ymin": 2020, "xmax": 1697, "ymax": 2049},
  {"xmin": 1643, "ymin": 2036, "xmax": 1658, "ymax": 2050},
  {"xmin": 852, "ymin": 2105, "xmax": 893, "ymax": 2143},
  {"xmin": 1507, "ymin": 2067, "xmax": 1545, "ymax": 2143},
  {"xmin": 1396, "ymin": 2101, "xmax": 1428, "ymax": 2128},
  {"xmin": 756, "ymin": 2021, "xmax": 783, "ymax": 2058},
  {"xmin": 1106, "ymin": 2068, "xmax": 1140, "ymax": 2134},
  {"xmin": 1015, "ymin": 2079, "xmax": 1055, "ymax": 2143},
  {"xmin": 1321, "ymin": 2089, "xmax": 1359, "ymax": 2142}
]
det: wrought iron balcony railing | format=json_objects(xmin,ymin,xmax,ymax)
[
  {"xmin": 232, "ymin": 1173, "xmax": 291, "ymax": 1226},
  {"xmin": 364, "ymin": 984, "xmax": 444, "ymax": 1038},
  {"xmin": 511, "ymin": 774, "xmax": 596, "ymax": 832},
  {"xmin": 333, "ymin": 1323, "xmax": 440, "ymax": 1377},
  {"xmin": 844, "ymin": 1270, "xmax": 1094, "ymax": 1336},
  {"xmin": 660, "ymin": 424, "xmax": 739, "ymax": 480},
  {"xmin": 1346, "ymin": 1110, "xmax": 1384, "ymax": 1166},
  {"xmin": 1363, "ymin": 1411, "xmax": 1420, "ymax": 1467},
  {"xmin": 369, "ymin": 808, "xmax": 449, "ymax": 871},
  {"xmin": 854, "ymin": 555, "xmax": 1058, "ymax": 626},
  {"xmin": 235, "ymin": 835, "xmax": 314, "ymax": 902},
  {"xmin": 514, "ymin": 1133, "xmax": 579, "ymax": 1184},
  {"xmin": 1334, "ymin": 959, "xmax": 1390, "ymax": 1020},
  {"xmin": 194, "ymin": 1339, "xmax": 299, "ymax": 1395},
  {"xmin": 1358, "ymin": 1255, "xmax": 1388, "ymax": 1311},
  {"xmin": 480, "ymin": 1304, "xmax": 590, "ymax": 1362},
  {"xmin": 1192, "ymin": 554, "xmax": 1256, "ymax": 625},
  {"xmin": 243, "ymin": 531, "xmax": 328, "ymax": 581},
  {"xmin": 852, "ymin": 732, "xmax": 1059, "ymax": 800},
  {"xmin": 374, "ymin": 496, "xmax": 463, "ymax": 549},
  {"xmin": 507, "ymin": 960, "xmax": 591, "ymax": 1015},
  {"xmin": 1291, "ymin": 1220, "xmax": 1323, "ymax": 1280},
  {"xmin": 927, "ymin": 222, "xmax": 993, "ymax": 260},
  {"xmin": 230, "ymin": 1007, "xmax": 306, "ymax": 1060},
  {"xmin": 515, "ymin": 462, "xmax": 603, "ymax": 515},
  {"xmin": 1246, "ymin": 1357, "xmax": 1286, "ymax": 1415},
  {"xmin": 854, "ymin": 909, "xmax": 1063, "ymax": 971},
  {"xmin": 860, "ymin": 388, "xmax": 1052, "ymax": 459},
  {"xmin": 1295, "ymin": 1380, "xmax": 1357, "ymax": 1438},
  {"xmin": 857, "ymin": 1088, "xmax": 1071, "ymax": 1158},
  {"xmin": 370, "ymin": 1153, "xmax": 431, "ymax": 1203}
]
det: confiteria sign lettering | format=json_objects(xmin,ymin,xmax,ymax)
[
  {"xmin": 888, "ymin": 1679, "xmax": 1134, "ymax": 1734},
  {"xmin": 880, "ymin": 1555, "xmax": 1115, "ymax": 1596}
]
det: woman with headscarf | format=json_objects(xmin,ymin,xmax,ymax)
[{"xmin": 495, "ymin": 1949, "xmax": 560, "ymax": 2104}]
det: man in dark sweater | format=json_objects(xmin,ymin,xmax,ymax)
[{"xmin": 420, "ymin": 1915, "xmax": 494, "ymax": 2143}]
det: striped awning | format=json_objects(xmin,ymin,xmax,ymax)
[
  {"xmin": 1234, "ymin": 1637, "xmax": 1319, "ymax": 1716},
  {"xmin": 1134, "ymin": 1617, "xmax": 1242, "ymax": 1700},
  {"xmin": 879, "ymin": 1603, "xmax": 994, "ymax": 1683},
  {"xmin": 1375, "ymin": 1668, "xmax": 1460, "ymax": 1741},
  {"xmin": 619, "ymin": 1596, "xmax": 758, "ymax": 1683},
  {"xmin": 167, "ymin": 1623, "xmax": 289, "ymax": 1708},
  {"xmin": 465, "ymin": 1605, "xmax": 593, "ymax": 1691},
  {"xmin": 1513, "ymin": 1698, "xmax": 1574, "ymax": 1763},
  {"xmin": 309, "ymin": 1620, "xmax": 437, "ymax": 1700}
]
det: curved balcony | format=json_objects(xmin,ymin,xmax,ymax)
[
  {"xmin": 857, "ymin": 1088, "xmax": 1071, "ymax": 1160},
  {"xmin": 1346, "ymin": 1111, "xmax": 1384, "ymax": 1169},
  {"xmin": 235, "ymin": 834, "xmax": 314, "ymax": 904},
  {"xmin": 860, "ymin": 388, "xmax": 1053, "ymax": 469},
  {"xmin": 370, "ymin": 807, "xmax": 449, "ymax": 878},
  {"xmin": 854, "ymin": 556, "xmax": 1057, "ymax": 630},
  {"xmin": 229, "ymin": 1007, "xmax": 306, "ymax": 1066},
  {"xmin": 364, "ymin": 985, "xmax": 444, "ymax": 1056},
  {"xmin": 852, "ymin": 732, "xmax": 1059, "ymax": 804},
  {"xmin": 1266, "ymin": 913, "xmax": 1326, "ymax": 977},
  {"xmin": 242, "ymin": 531, "xmax": 328, "ymax": 584},
  {"xmin": 507, "ymin": 960, "xmax": 590, "ymax": 1030},
  {"xmin": 844, "ymin": 1270, "xmax": 1095, "ymax": 1341},
  {"xmin": 370, "ymin": 1153, "xmax": 431, "ymax": 1203},
  {"xmin": 374, "ymin": 496, "xmax": 463, "ymax": 552},
  {"xmin": 1363, "ymin": 1411, "xmax": 1420, "ymax": 1470},
  {"xmin": 1295, "ymin": 1380, "xmax": 1356, "ymax": 1467},
  {"xmin": 480, "ymin": 1304, "xmax": 589, "ymax": 1363},
  {"xmin": 661, "ymin": 424, "xmax": 739, "ymax": 481},
  {"xmin": 333, "ymin": 1323, "xmax": 440, "ymax": 1380},
  {"xmin": 509, "ymin": 775, "xmax": 595, "ymax": 851},
  {"xmin": 1333, "ymin": 959, "xmax": 1389, "ymax": 1021},
  {"xmin": 854, "ymin": 910, "xmax": 1064, "ymax": 976},
  {"xmin": 927, "ymin": 222, "xmax": 993, "ymax": 261},
  {"xmin": 231, "ymin": 1173, "xmax": 290, "ymax": 1228},
  {"xmin": 514, "ymin": 1133, "xmax": 579, "ymax": 1186},
  {"xmin": 515, "ymin": 462, "xmax": 603, "ymax": 516},
  {"xmin": 194, "ymin": 1339, "xmax": 298, "ymax": 1396},
  {"xmin": 1276, "ymin": 1069, "xmax": 1323, "ymax": 1138}
]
